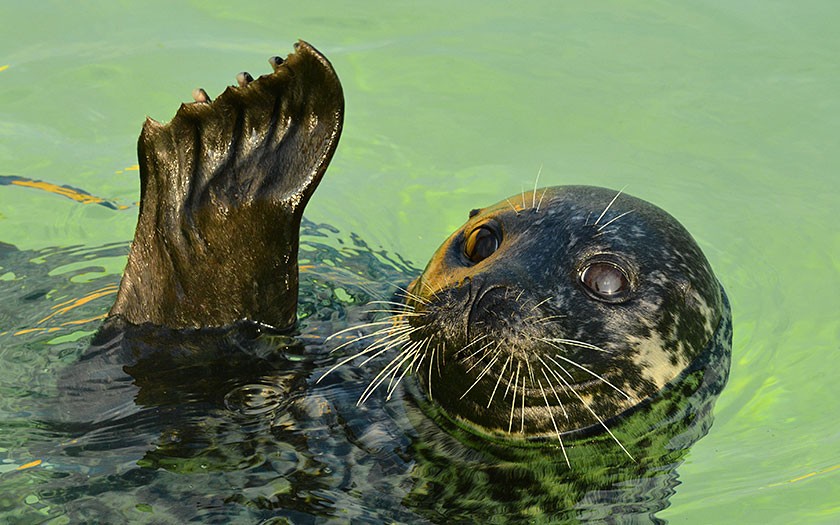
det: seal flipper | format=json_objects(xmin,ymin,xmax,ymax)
[{"xmin": 110, "ymin": 41, "xmax": 344, "ymax": 330}]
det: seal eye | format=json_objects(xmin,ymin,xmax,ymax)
[
  {"xmin": 580, "ymin": 262, "xmax": 630, "ymax": 301},
  {"xmin": 464, "ymin": 225, "xmax": 500, "ymax": 263}
]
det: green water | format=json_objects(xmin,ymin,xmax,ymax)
[{"xmin": 1, "ymin": 1, "xmax": 838, "ymax": 523}]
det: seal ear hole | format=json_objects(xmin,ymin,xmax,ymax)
[
  {"xmin": 580, "ymin": 262, "xmax": 631, "ymax": 302},
  {"xmin": 464, "ymin": 224, "xmax": 501, "ymax": 264}
]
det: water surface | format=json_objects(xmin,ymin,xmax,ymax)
[{"xmin": 1, "ymin": 1, "xmax": 838, "ymax": 523}]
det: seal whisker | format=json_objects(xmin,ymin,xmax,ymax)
[
  {"xmin": 593, "ymin": 187, "xmax": 626, "ymax": 226},
  {"xmin": 520, "ymin": 371, "xmax": 527, "ymax": 434},
  {"xmin": 508, "ymin": 360, "xmax": 521, "ymax": 434},
  {"xmin": 505, "ymin": 198, "xmax": 521, "ymax": 216},
  {"xmin": 525, "ymin": 356, "xmax": 536, "ymax": 384},
  {"xmin": 460, "ymin": 343, "xmax": 503, "ymax": 399},
  {"xmin": 454, "ymin": 334, "xmax": 491, "ymax": 359},
  {"xmin": 533, "ymin": 314, "xmax": 569, "ymax": 325},
  {"xmin": 428, "ymin": 344, "xmax": 438, "ymax": 400},
  {"xmin": 546, "ymin": 353, "xmax": 635, "ymax": 401},
  {"xmin": 537, "ymin": 376, "xmax": 571, "ymax": 467},
  {"xmin": 387, "ymin": 339, "xmax": 431, "ymax": 400},
  {"xmin": 365, "ymin": 342, "xmax": 419, "ymax": 394},
  {"xmin": 419, "ymin": 278, "xmax": 443, "ymax": 303},
  {"xmin": 355, "ymin": 331, "xmax": 417, "ymax": 368},
  {"xmin": 366, "ymin": 300, "xmax": 417, "ymax": 309},
  {"xmin": 487, "ymin": 354, "xmax": 512, "ymax": 408},
  {"xmin": 412, "ymin": 337, "xmax": 433, "ymax": 374},
  {"xmin": 540, "ymin": 337, "xmax": 613, "ymax": 354},
  {"xmin": 531, "ymin": 164, "xmax": 543, "ymax": 210},
  {"xmin": 362, "ymin": 309, "xmax": 423, "ymax": 318},
  {"xmin": 535, "ymin": 187, "xmax": 549, "ymax": 213},
  {"xmin": 319, "ymin": 325, "xmax": 417, "ymax": 381},
  {"xmin": 320, "ymin": 335, "xmax": 411, "ymax": 384},
  {"xmin": 538, "ymin": 362, "xmax": 569, "ymax": 421},
  {"xmin": 328, "ymin": 323, "xmax": 415, "ymax": 355},
  {"xmin": 387, "ymin": 344, "xmax": 421, "ymax": 393},
  {"xmin": 544, "ymin": 361, "xmax": 635, "ymax": 461},
  {"xmin": 596, "ymin": 209, "xmax": 635, "ymax": 232},
  {"xmin": 395, "ymin": 286, "xmax": 430, "ymax": 305},
  {"xmin": 529, "ymin": 296, "xmax": 553, "ymax": 311},
  {"xmin": 455, "ymin": 341, "xmax": 493, "ymax": 366},
  {"xmin": 359, "ymin": 340, "xmax": 423, "ymax": 404},
  {"xmin": 326, "ymin": 319, "xmax": 410, "ymax": 343}
]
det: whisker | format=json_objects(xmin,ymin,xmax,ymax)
[
  {"xmin": 454, "ymin": 334, "xmax": 491, "ymax": 361},
  {"xmin": 366, "ymin": 300, "xmax": 415, "ymax": 309},
  {"xmin": 387, "ymin": 339, "xmax": 430, "ymax": 400},
  {"xmin": 487, "ymin": 354, "xmax": 512, "ymax": 408},
  {"xmin": 532, "ymin": 164, "xmax": 543, "ymax": 210},
  {"xmin": 520, "ymin": 371, "xmax": 526, "ymax": 434},
  {"xmin": 463, "ymin": 341, "xmax": 496, "ymax": 372},
  {"xmin": 528, "ymin": 314, "xmax": 568, "ymax": 325},
  {"xmin": 460, "ymin": 343, "xmax": 503, "ymax": 399},
  {"xmin": 596, "ymin": 209, "xmax": 635, "ymax": 232},
  {"xmin": 419, "ymin": 278, "xmax": 443, "ymax": 302},
  {"xmin": 538, "ymin": 376, "xmax": 570, "ymax": 467},
  {"xmin": 359, "ymin": 341, "xmax": 422, "ymax": 405},
  {"xmin": 329, "ymin": 323, "xmax": 415, "ymax": 355},
  {"xmin": 508, "ymin": 360, "xmax": 521, "ymax": 434},
  {"xmin": 540, "ymin": 337, "xmax": 613, "ymax": 354},
  {"xmin": 395, "ymin": 286, "xmax": 429, "ymax": 305},
  {"xmin": 356, "ymin": 332, "xmax": 416, "ymax": 368},
  {"xmin": 547, "ymin": 354, "xmax": 635, "ymax": 401},
  {"xmin": 318, "ymin": 326, "xmax": 417, "ymax": 381},
  {"xmin": 543, "ymin": 359, "xmax": 635, "ymax": 461},
  {"xmin": 530, "ymin": 296, "xmax": 553, "ymax": 311},
  {"xmin": 535, "ymin": 187, "xmax": 549, "ymax": 213},
  {"xmin": 363, "ymin": 308, "xmax": 423, "ymax": 317},
  {"xmin": 428, "ymin": 344, "xmax": 438, "ymax": 400},
  {"xmin": 538, "ymin": 362, "xmax": 569, "ymax": 420},
  {"xmin": 326, "ymin": 319, "xmax": 408, "ymax": 342},
  {"xmin": 593, "ymin": 186, "xmax": 626, "ymax": 226},
  {"xmin": 505, "ymin": 198, "xmax": 521, "ymax": 216}
]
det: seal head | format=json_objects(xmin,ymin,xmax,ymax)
[{"xmin": 404, "ymin": 185, "xmax": 725, "ymax": 441}]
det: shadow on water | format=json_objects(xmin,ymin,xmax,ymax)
[{"xmin": 0, "ymin": 219, "xmax": 730, "ymax": 523}]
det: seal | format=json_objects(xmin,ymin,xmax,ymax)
[
  {"xmin": 333, "ymin": 185, "xmax": 727, "ymax": 459},
  {"xmin": 96, "ymin": 39, "xmax": 728, "ymax": 466},
  {"xmin": 11, "ymin": 40, "xmax": 731, "ymax": 523}
]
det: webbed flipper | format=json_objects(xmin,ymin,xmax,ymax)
[{"xmin": 110, "ymin": 41, "xmax": 344, "ymax": 330}]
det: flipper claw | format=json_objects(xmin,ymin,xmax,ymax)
[
  {"xmin": 236, "ymin": 71, "xmax": 254, "ymax": 87},
  {"xmin": 191, "ymin": 88, "xmax": 212, "ymax": 103}
]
